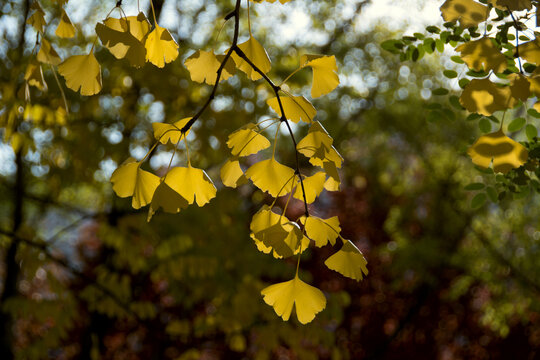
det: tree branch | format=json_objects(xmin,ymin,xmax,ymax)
[{"xmin": 176, "ymin": 0, "xmax": 311, "ymax": 217}]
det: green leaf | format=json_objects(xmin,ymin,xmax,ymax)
[
  {"xmin": 466, "ymin": 113, "xmax": 482, "ymax": 121},
  {"xmin": 471, "ymin": 193, "xmax": 487, "ymax": 209},
  {"xmin": 479, "ymin": 118, "xmax": 491, "ymax": 133},
  {"xmin": 432, "ymin": 88, "xmax": 449, "ymax": 95},
  {"xmin": 449, "ymin": 95, "xmax": 463, "ymax": 110},
  {"xmin": 443, "ymin": 70, "xmax": 458, "ymax": 78},
  {"xmin": 526, "ymin": 124, "xmax": 538, "ymax": 141},
  {"xmin": 486, "ymin": 186, "xmax": 498, "ymax": 202},
  {"xmin": 426, "ymin": 26, "xmax": 441, "ymax": 34},
  {"xmin": 507, "ymin": 118, "xmax": 526, "ymax": 132},
  {"xmin": 436, "ymin": 39, "xmax": 444, "ymax": 52},
  {"xmin": 450, "ymin": 55, "xmax": 464, "ymax": 64},
  {"xmin": 527, "ymin": 109, "xmax": 540, "ymax": 118}
]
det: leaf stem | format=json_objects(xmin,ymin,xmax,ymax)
[{"xmin": 272, "ymin": 121, "xmax": 281, "ymax": 158}]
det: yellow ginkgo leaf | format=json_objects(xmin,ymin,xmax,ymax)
[
  {"xmin": 220, "ymin": 158, "xmax": 246, "ymax": 188},
  {"xmin": 58, "ymin": 51, "xmax": 102, "ymax": 96},
  {"xmin": 95, "ymin": 13, "xmax": 150, "ymax": 68},
  {"xmin": 293, "ymin": 172, "xmax": 326, "ymax": 204},
  {"xmin": 299, "ymin": 215, "xmax": 341, "ymax": 247},
  {"xmin": 323, "ymin": 161, "xmax": 341, "ymax": 191},
  {"xmin": 250, "ymin": 206, "xmax": 307, "ymax": 258},
  {"xmin": 184, "ymin": 50, "xmax": 235, "ymax": 85},
  {"xmin": 508, "ymin": 73, "xmax": 531, "ymax": 102},
  {"xmin": 25, "ymin": 61, "xmax": 47, "ymax": 90},
  {"xmin": 55, "ymin": 9, "xmax": 76, "ymax": 38},
  {"xmin": 440, "ymin": 0, "xmax": 489, "ymax": 28},
  {"xmin": 489, "ymin": 0, "xmax": 532, "ymax": 10},
  {"xmin": 261, "ymin": 275, "xmax": 326, "ymax": 324},
  {"xmin": 245, "ymin": 158, "xmax": 295, "ymax": 197},
  {"xmin": 27, "ymin": 7, "xmax": 46, "ymax": 33},
  {"xmin": 145, "ymin": 24, "xmax": 179, "ymax": 68},
  {"xmin": 232, "ymin": 36, "xmax": 271, "ymax": 81},
  {"xmin": 267, "ymin": 95, "xmax": 316, "ymax": 123},
  {"xmin": 250, "ymin": 206, "xmax": 293, "ymax": 258},
  {"xmin": 527, "ymin": 69, "xmax": 540, "ymax": 96},
  {"xmin": 456, "ymin": 37, "xmax": 507, "ymax": 73},
  {"xmin": 300, "ymin": 54, "xmax": 339, "ymax": 98},
  {"xmin": 110, "ymin": 158, "xmax": 161, "ymax": 209},
  {"xmin": 517, "ymin": 39, "xmax": 540, "ymax": 65},
  {"xmin": 37, "ymin": 39, "xmax": 62, "ymax": 66},
  {"xmin": 297, "ymin": 121, "xmax": 343, "ymax": 169},
  {"xmin": 227, "ymin": 124, "xmax": 271, "ymax": 157},
  {"xmin": 152, "ymin": 117, "xmax": 192, "ymax": 145},
  {"xmin": 147, "ymin": 181, "xmax": 189, "ymax": 221},
  {"xmin": 468, "ymin": 129, "xmax": 528, "ymax": 173},
  {"xmin": 164, "ymin": 165, "xmax": 217, "ymax": 207},
  {"xmin": 460, "ymin": 78, "xmax": 513, "ymax": 116},
  {"xmin": 325, "ymin": 240, "xmax": 368, "ymax": 281}
]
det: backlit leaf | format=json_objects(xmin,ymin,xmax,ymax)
[
  {"xmin": 245, "ymin": 158, "xmax": 295, "ymax": 197},
  {"xmin": 37, "ymin": 39, "xmax": 62, "ymax": 66},
  {"xmin": 184, "ymin": 50, "xmax": 235, "ymax": 85},
  {"xmin": 25, "ymin": 61, "xmax": 47, "ymax": 91},
  {"xmin": 110, "ymin": 158, "xmax": 160, "ymax": 209},
  {"xmin": 300, "ymin": 215, "xmax": 341, "ymax": 247},
  {"xmin": 148, "ymin": 181, "xmax": 189, "ymax": 221},
  {"xmin": 297, "ymin": 121, "xmax": 343, "ymax": 169},
  {"xmin": 324, "ymin": 240, "xmax": 368, "ymax": 281},
  {"xmin": 489, "ymin": 0, "xmax": 532, "ymax": 10},
  {"xmin": 55, "ymin": 9, "xmax": 76, "ymax": 38},
  {"xmin": 300, "ymin": 54, "xmax": 339, "ymax": 98},
  {"xmin": 517, "ymin": 39, "xmax": 540, "ymax": 65},
  {"xmin": 250, "ymin": 206, "xmax": 301, "ymax": 258},
  {"xmin": 293, "ymin": 172, "xmax": 326, "ymax": 204},
  {"xmin": 27, "ymin": 7, "xmax": 46, "ymax": 33},
  {"xmin": 58, "ymin": 51, "xmax": 102, "ymax": 96},
  {"xmin": 95, "ymin": 13, "xmax": 150, "ymax": 68},
  {"xmin": 152, "ymin": 117, "xmax": 192, "ymax": 145},
  {"xmin": 145, "ymin": 24, "xmax": 179, "ymax": 68},
  {"xmin": 456, "ymin": 37, "xmax": 507, "ymax": 73},
  {"xmin": 460, "ymin": 78, "xmax": 512, "ymax": 116},
  {"xmin": 440, "ymin": 0, "xmax": 489, "ymax": 28},
  {"xmin": 164, "ymin": 165, "xmax": 217, "ymax": 207},
  {"xmin": 232, "ymin": 36, "xmax": 272, "ymax": 81},
  {"xmin": 467, "ymin": 129, "xmax": 528, "ymax": 173},
  {"xmin": 227, "ymin": 124, "xmax": 271, "ymax": 157},
  {"xmin": 267, "ymin": 95, "xmax": 316, "ymax": 123},
  {"xmin": 220, "ymin": 158, "xmax": 246, "ymax": 188},
  {"xmin": 261, "ymin": 275, "xmax": 326, "ymax": 324}
]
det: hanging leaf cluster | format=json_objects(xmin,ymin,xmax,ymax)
[{"xmin": 22, "ymin": 0, "xmax": 368, "ymax": 324}]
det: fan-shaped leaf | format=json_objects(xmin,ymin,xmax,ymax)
[
  {"xmin": 58, "ymin": 51, "xmax": 102, "ymax": 96},
  {"xmin": 245, "ymin": 158, "xmax": 295, "ymax": 197},
  {"xmin": 267, "ymin": 95, "xmax": 316, "ymax": 123},
  {"xmin": 164, "ymin": 165, "xmax": 217, "ymax": 207},
  {"xmin": 145, "ymin": 24, "xmax": 179, "ymax": 68},
  {"xmin": 325, "ymin": 240, "xmax": 368, "ymax": 281},
  {"xmin": 55, "ymin": 9, "xmax": 76, "ymax": 38},
  {"xmin": 300, "ymin": 54, "xmax": 339, "ymax": 98},
  {"xmin": 232, "ymin": 36, "xmax": 271, "ymax": 80},
  {"xmin": 468, "ymin": 129, "xmax": 528, "ymax": 173},
  {"xmin": 261, "ymin": 275, "xmax": 326, "ymax": 324}
]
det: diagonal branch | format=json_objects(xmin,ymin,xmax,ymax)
[
  {"xmin": 231, "ymin": 45, "xmax": 310, "ymax": 217},
  {"xmin": 175, "ymin": 0, "xmax": 311, "ymax": 218}
]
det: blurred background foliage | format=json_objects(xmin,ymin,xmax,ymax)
[{"xmin": 1, "ymin": 0, "xmax": 540, "ymax": 359}]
